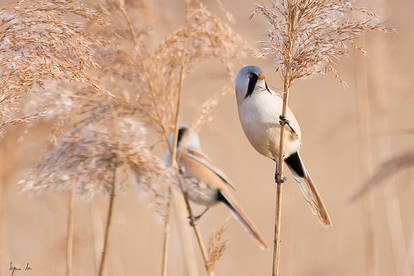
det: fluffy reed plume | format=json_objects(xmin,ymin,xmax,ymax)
[
  {"xmin": 351, "ymin": 151, "xmax": 414, "ymax": 201},
  {"xmin": 21, "ymin": 114, "xmax": 174, "ymax": 205},
  {"xmin": 252, "ymin": 0, "xmax": 389, "ymax": 84},
  {"xmin": 190, "ymin": 88, "xmax": 231, "ymax": 133},
  {"xmin": 134, "ymin": 1, "xmax": 251, "ymax": 145},
  {"xmin": 207, "ymin": 223, "xmax": 229, "ymax": 272},
  {"xmin": 17, "ymin": 0, "xmax": 249, "ymax": 275},
  {"xmin": 20, "ymin": 102, "xmax": 176, "ymax": 275},
  {"xmin": 251, "ymin": 1, "xmax": 389, "ymax": 275},
  {"xmin": 117, "ymin": 2, "xmax": 251, "ymax": 275},
  {"xmin": 0, "ymin": 0, "xmax": 104, "ymax": 135}
]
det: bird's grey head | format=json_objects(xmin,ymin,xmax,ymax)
[
  {"xmin": 165, "ymin": 125, "xmax": 201, "ymax": 165},
  {"xmin": 168, "ymin": 125, "xmax": 201, "ymax": 151},
  {"xmin": 235, "ymin": 65, "xmax": 266, "ymax": 104}
]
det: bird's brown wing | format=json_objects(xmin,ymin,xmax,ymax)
[{"xmin": 184, "ymin": 149, "xmax": 236, "ymax": 190}]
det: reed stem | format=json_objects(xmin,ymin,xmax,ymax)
[
  {"xmin": 272, "ymin": 75, "xmax": 290, "ymax": 276},
  {"xmin": 98, "ymin": 169, "xmax": 117, "ymax": 276},
  {"xmin": 169, "ymin": 40, "xmax": 211, "ymax": 276},
  {"xmin": 161, "ymin": 188, "xmax": 172, "ymax": 276},
  {"xmin": 272, "ymin": 11, "xmax": 293, "ymax": 275},
  {"xmin": 355, "ymin": 36, "xmax": 376, "ymax": 276},
  {"xmin": 66, "ymin": 185, "xmax": 75, "ymax": 276}
]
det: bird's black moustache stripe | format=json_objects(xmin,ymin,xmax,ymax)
[
  {"xmin": 245, "ymin": 73, "xmax": 258, "ymax": 98},
  {"xmin": 176, "ymin": 128, "xmax": 187, "ymax": 148},
  {"xmin": 265, "ymin": 81, "xmax": 271, "ymax": 94}
]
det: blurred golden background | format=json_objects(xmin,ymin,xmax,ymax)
[{"xmin": 1, "ymin": 0, "xmax": 414, "ymax": 275}]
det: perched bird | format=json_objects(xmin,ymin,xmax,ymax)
[
  {"xmin": 167, "ymin": 126, "xmax": 267, "ymax": 249},
  {"xmin": 234, "ymin": 65, "xmax": 332, "ymax": 226}
]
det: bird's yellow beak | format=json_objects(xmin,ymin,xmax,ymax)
[{"xmin": 258, "ymin": 74, "xmax": 265, "ymax": 80}]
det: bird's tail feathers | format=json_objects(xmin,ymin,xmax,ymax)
[
  {"xmin": 218, "ymin": 190, "xmax": 267, "ymax": 249},
  {"xmin": 293, "ymin": 172, "xmax": 332, "ymax": 227},
  {"xmin": 286, "ymin": 153, "xmax": 332, "ymax": 227}
]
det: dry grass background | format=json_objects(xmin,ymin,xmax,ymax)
[{"xmin": 0, "ymin": 0, "xmax": 414, "ymax": 276}]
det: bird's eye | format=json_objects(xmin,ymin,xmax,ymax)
[{"xmin": 248, "ymin": 73, "xmax": 254, "ymax": 78}]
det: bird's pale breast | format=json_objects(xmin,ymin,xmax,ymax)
[{"xmin": 238, "ymin": 91, "xmax": 301, "ymax": 160}]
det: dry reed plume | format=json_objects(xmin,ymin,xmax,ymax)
[
  {"xmin": 0, "ymin": 0, "xmax": 411, "ymax": 275},
  {"xmin": 134, "ymin": 1, "xmax": 252, "ymax": 149},
  {"xmin": 16, "ymin": 0, "xmax": 251, "ymax": 275},
  {"xmin": 0, "ymin": 0, "xmax": 104, "ymax": 136},
  {"xmin": 252, "ymin": 1, "xmax": 389, "ymax": 275},
  {"xmin": 21, "ymin": 115, "xmax": 175, "ymax": 204},
  {"xmin": 207, "ymin": 222, "xmax": 229, "ymax": 272}
]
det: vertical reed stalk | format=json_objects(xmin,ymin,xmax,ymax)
[
  {"xmin": 355, "ymin": 36, "xmax": 376, "ymax": 276},
  {"xmin": 115, "ymin": 3, "xmax": 200, "ymax": 273},
  {"xmin": 161, "ymin": 187, "xmax": 172, "ymax": 276},
  {"xmin": 272, "ymin": 78, "xmax": 290, "ymax": 276},
  {"xmin": 98, "ymin": 168, "xmax": 117, "ymax": 276},
  {"xmin": 403, "ymin": 225, "xmax": 414, "ymax": 276},
  {"xmin": 366, "ymin": 0, "xmax": 405, "ymax": 272},
  {"xmin": 169, "ymin": 41, "xmax": 211, "ymax": 276},
  {"xmin": 66, "ymin": 184, "xmax": 75, "ymax": 276},
  {"xmin": 272, "ymin": 182, "xmax": 283, "ymax": 276},
  {"xmin": 160, "ymin": 40, "xmax": 187, "ymax": 276},
  {"xmin": 90, "ymin": 199, "xmax": 103, "ymax": 274},
  {"xmin": 273, "ymin": 14, "xmax": 293, "ymax": 276},
  {"xmin": 0, "ymin": 144, "xmax": 6, "ymax": 276}
]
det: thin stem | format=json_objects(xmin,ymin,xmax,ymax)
[
  {"xmin": 168, "ymin": 40, "xmax": 212, "ymax": 275},
  {"xmin": 365, "ymin": 1, "xmax": 406, "ymax": 272},
  {"xmin": 273, "ymin": 11, "xmax": 294, "ymax": 276},
  {"xmin": 161, "ymin": 188, "xmax": 172, "ymax": 276},
  {"xmin": 354, "ymin": 35, "xmax": 376, "ymax": 276},
  {"xmin": 182, "ymin": 190, "xmax": 213, "ymax": 276},
  {"xmin": 272, "ymin": 182, "xmax": 283, "ymax": 276},
  {"xmin": 116, "ymin": 1, "xmax": 140, "ymax": 51},
  {"xmin": 403, "ymin": 225, "xmax": 414, "ymax": 276},
  {"xmin": 98, "ymin": 168, "xmax": 117, "ymax": 276},
  {"xmin": 159, "ymin": 39, "xmax": 187, "ymax": 276},
  {"xmin": 66, "ymin": 184, "xmax": 75, "ymax": 276},
  {"xmin": 115, "ymin": 0, "xmax": 172, "ymax": 153},
  {"xmin": 171, "ymin": 44, "xmax": 186, "ymax": 163},
  {"xmin": 272, "ymin": 78, "xmax": 290, "ymax": 276}
]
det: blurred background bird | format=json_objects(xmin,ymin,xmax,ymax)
[{"xmin": 166, "ymin": 125, "xmax": 268, "ymax": 249}]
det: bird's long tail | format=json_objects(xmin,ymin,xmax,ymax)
[
  {"xmin": 298, "ymin": 172, "xmax": 332, "ymax": 226},
  {"xmin": 285, "ymin": 152, "xmax": 332, "ymax": 226},
  {"xmin": 218, "ymin": 189, "xmax": 267, "ymax": 249}
]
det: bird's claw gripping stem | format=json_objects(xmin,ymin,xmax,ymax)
[
  {"xmin": 275, "ymin": 173, "xmax": 286, "ymax": 184},
  {"xmin": 279, "ymin": 115, "xmax": 289, "ymax": 126}
]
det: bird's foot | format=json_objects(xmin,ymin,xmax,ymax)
[
  {"xmin": 279, "ymin": 115, "xmax": 290, "ymax": 126},
  {"xmin": 275, "ymin": 173, "xmax": 286, "ymax": 184},
  {"xmin": 279, "ymin": 115, "xmax": 297, "ymax": 133},
  {"xmin": 188, "ymin": 217, "xmax": 197, "ymax": 227},
  {"xmin": 187, "ymin": 207, "xmax": 209, "ymax": 226}
]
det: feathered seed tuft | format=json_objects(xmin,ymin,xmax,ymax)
[{"xmin": 252, "ymin": 0, "xmax": 392, "ymax": 85}]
